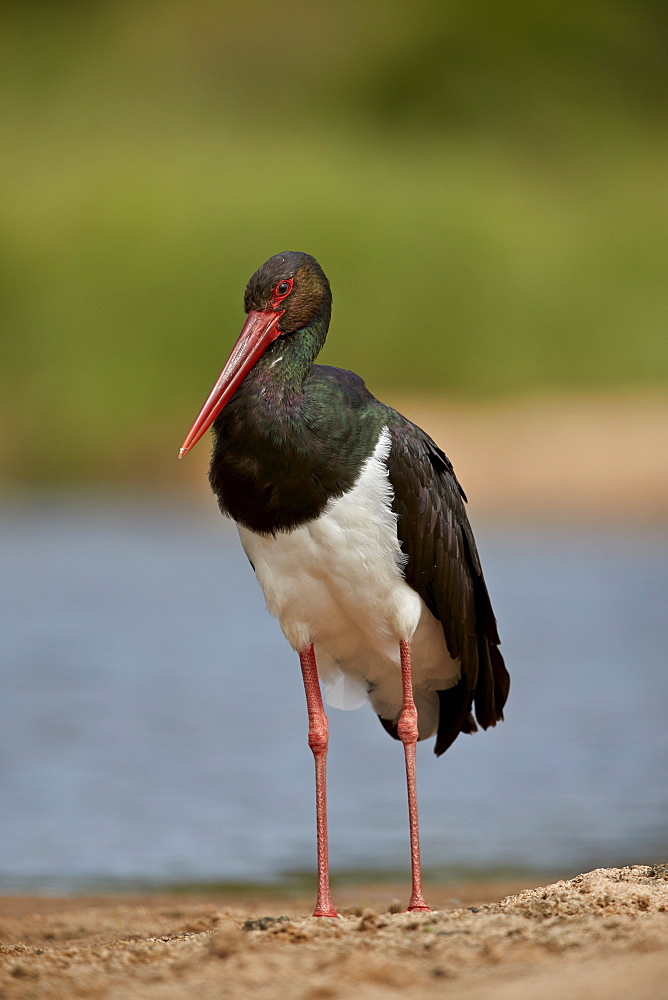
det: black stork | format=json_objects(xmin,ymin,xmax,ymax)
[{"xmin": 179, "ymin": 251, "xmax": 509, "ymax": 916}]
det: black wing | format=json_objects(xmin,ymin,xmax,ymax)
[{"xmin": 384, "ymin": 413, "xmax": 509, "ymax": 756}]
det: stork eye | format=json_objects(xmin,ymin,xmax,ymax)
[{"xmin": 274, "ymin": 279, "xmax": 293, "ymax": 301}]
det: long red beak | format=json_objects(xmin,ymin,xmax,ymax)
[{"xmin": 179, "ymin": 309, "xmax": 283, "ymax": 458}]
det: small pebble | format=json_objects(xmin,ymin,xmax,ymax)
[{"xmin": 242, "ymin": 915, "xmax": 289, "ymax": 932}]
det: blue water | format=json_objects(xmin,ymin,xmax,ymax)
[{"xmin": 1, "ymin": 494, "xmax": 666, "ymax": 888}]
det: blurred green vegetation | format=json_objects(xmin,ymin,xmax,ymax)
[{"xmin": 1, "ymin": 0, "xmax": 667, "ymax": 481}]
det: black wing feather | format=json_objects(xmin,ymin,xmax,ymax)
[{"xmin": 385, "ymin": 414, "xmax": 509, "ymax": 756}]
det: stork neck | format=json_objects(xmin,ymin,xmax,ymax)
[{"xmin": 249, "ymin": 312, "xmax": 329, "ymax": 399}]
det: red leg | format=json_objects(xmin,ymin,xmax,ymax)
[
  {"xmin": 299, "ymin": 645, "xmax": 338, "ymax": 917},
  {"xmin": 397, "ymin": 638, "xmax": 430, "ymax": 911}
]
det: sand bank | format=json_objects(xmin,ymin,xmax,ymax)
[{"xmin": 389, "ymin": 393, "xmax": 668, "ymax": 522}]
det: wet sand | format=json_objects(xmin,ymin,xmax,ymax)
[{"xmin": 1, "ymin": 866, "xmax": 666, "ymax": 999}]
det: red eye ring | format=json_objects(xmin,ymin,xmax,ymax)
[{"xmin": 272, "ymin": 278, "xmax": 293, "ymax": 304}]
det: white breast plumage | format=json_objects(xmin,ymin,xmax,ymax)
[{"xmin": 237, "ymin": 427, "xmax": 460, "ymax": 739}]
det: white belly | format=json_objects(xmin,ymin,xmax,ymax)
[{"xmin": 237, "ymin": 427, "xmax": 460, "ymax": 739}]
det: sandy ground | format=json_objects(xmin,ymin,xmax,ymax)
[{"xmin": 1, "ymin": 866, "xmax": 666, "ymax": 1000}]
